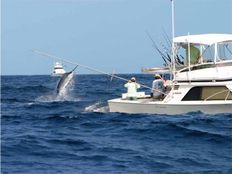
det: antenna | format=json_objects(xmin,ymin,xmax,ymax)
[{"xmin": 171, "ymin": 0, "xmax": 176, "ymax": 79}]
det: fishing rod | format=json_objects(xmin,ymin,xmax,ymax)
[
  {"xmin": 160, "ymin": 42, "xmax": 172, "ymax": 63},
  {"xmin": 146, "ymin": 31, "xmax": 169, "ymax": 66},
  {"xmin": 146, "ymin": 31, "xmax": 184, "ymax": 69},
  {"xmin": 33, "ymin": 50, "xmax": 165, "ymax": 93},
  {"xmin": 162, "ymin": 28, "xmax": 172, "ymax": 47},
  {"xmin": 160, "ymin": 35, "xmax": 184, "ymax": 66}
]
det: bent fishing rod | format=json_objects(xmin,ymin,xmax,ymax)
[{"xmin": 33, "ymin": 50, "xmax": 167, "ymax": 95}]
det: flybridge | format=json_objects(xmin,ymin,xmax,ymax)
[
  {"xmin": 173, "ymin": 34, "xmax": 232, "ymax": 68},
  {"xmin": 173, "ymin": 34, "xmax": 232, "ymax": 45}
]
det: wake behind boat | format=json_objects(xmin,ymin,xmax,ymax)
[{"xmin": 108, "ymin": 34, "xmax": 232, "ymax": 115}]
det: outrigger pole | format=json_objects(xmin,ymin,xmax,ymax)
[
  {"xmin": 32, "ymin": 50, "xmax": 158, "ymax": 92},
  {"xmin": 171, "ymin": 0, "xmax": 176, "ymax": 78}
]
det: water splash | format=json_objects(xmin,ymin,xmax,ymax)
[
  {"xmin": 35, "ymin": 74, "xmax": 79, "ymax": 103},
  {"xmin": 84, "ymin": 102, "xmax": 109, "ymax": 113},
  {"xmin": 35, "ymin": 93, "xmax": 79, "ymax": 103}
]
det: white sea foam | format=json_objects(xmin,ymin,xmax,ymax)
[
  {"xmin": 35, "ymin": 74, "xmax": 79, "ymax": 103},
  {"xmin": 84, "ymin": 102, "xmax": 109, "ymax": 113}
]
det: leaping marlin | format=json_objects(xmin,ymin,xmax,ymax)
[{"xmin": 56, "ymin": 65, "xmax": 78, "ymax": 95}]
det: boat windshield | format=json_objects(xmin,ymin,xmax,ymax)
[
  {"xmin": 217, "ymin": 42, "xmax": 232, "ymax": 61},
  {"xmin": 175, "ymin": 42, "xmax": 232, "ymax": 65}
]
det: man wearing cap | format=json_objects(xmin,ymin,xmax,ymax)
[
  {"xmin": 151, "ymin": 74, "xmax": 165, "ymax": 100},
  {"xmin": 124, "ymin": 77, "xmax": 140, "ymax": 100}
]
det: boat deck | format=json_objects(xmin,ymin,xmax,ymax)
[{"xmin": 109, "ymin": 96, "xmax": 164, "ymax": 104}]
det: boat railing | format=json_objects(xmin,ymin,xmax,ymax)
[
  {"xmin": 178, "ymin": 60, "xmax": 232, "ymax": 73},
  {"xmin": 178, "ymin": 62, "xmax": 213, "ymax": 73}
]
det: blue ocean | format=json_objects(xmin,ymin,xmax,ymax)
[{"xmin": 1, "ymin": 74, "xmax": 232, "ymax": 174}]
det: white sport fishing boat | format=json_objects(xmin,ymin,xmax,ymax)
[
  {"xmin": 108, "ymin": 33, "xmax": 232, "ymax": 115},
  {"xmin": 52, "ymin": 62, "xmax": 66, "ymax": 76}
]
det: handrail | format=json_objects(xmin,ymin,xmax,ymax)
[
  {"xmin": 203, "ymin": 89, "xmax": 231, "ymax": 101},
  {"xmin": 225, "ymin": 90, "xmax": 231, "ymax": 100},
  {"xmin": 178, "ymin": 60, "xmax": 232, "ymax": 73}
]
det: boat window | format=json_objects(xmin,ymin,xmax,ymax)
[
  {"xmin": 200, "ymin": 46, "xmax": 214, "ymax": 63},
  {"xmin": 177, "ymin": 44, "xmax": 202, "ymax": 65},
  {"xmin": 217, "ymin": 43, "xmax": 232, "ymax": 61},
  {"xmin": 182, "ymin": 86, "xmax": 232, "ymax": 101},
  {"xmin": 176, "ymin": 42, "xmax": 232, "ymax": 65}
]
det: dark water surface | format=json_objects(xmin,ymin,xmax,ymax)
[{"xmin": 1, "ymin": 75, "xmax": 232, "ymax": 174}]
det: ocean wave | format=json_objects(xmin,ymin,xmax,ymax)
[
  {"xmin": 2, "ymin": 85, "xmax": 52, "ymax": 93},
  {"xmin": 1, "ymin": 98, "xmax": 29, "ymax": 103},
  {"xmin": 35, "ymin": 93, "xmax": 80, "ymax": 103},
  {"xmin": 165, "ymin": 123, "xmax": 232, "ymax": 141},
  {"xmin": 44, "ymin": 112, "xmax": 84, "ymax": 120},
  {"xmin": 47, "ymin": 138, "xmax": 92, "ymax": 147}
]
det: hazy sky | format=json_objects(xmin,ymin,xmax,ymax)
[{"xmin": 2, "ymin": 0, "xmax": 232, "ymax": 75}]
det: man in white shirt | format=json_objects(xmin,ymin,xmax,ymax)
[{"xmin": 124, "ymin": 77, "xmax": 140, "ymax": 100}]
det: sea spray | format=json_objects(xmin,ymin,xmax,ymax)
[
  {"xmin": 35, "ymin": 74, "xmax": 79, "ymax": 102},
  {"xmin": 84, "ymin": 102, "xmax": 109, "ymax": 112}
]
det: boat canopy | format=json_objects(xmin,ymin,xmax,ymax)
[{"xmin": 173, "ymin": 34, "xmax": 232, "ymax": 46}]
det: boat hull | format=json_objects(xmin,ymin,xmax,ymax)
[{"xmin": 108, "ymin": 98, "xmax": 232, "ymax": 115}]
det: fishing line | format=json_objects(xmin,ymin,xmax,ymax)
[{"xmin": 33, "ymin": 50, "xmax": 169, "ymax": 95}]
